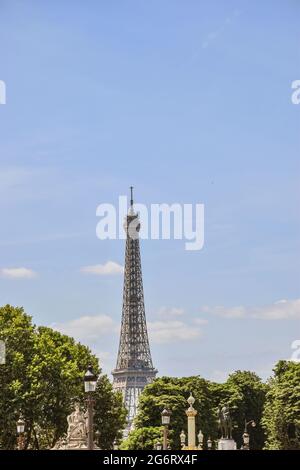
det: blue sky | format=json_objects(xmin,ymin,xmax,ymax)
[{"xmin": 0, "ymin": 0, "xmax": 299, "ymax": 381}]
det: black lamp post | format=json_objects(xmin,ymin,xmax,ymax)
[
  {"xmin": 161, "ymin": 408, "xmax": 171, "ymax": 450},
  {"xmin": 16, "ymin": 416, "xmax": 25, "ymax": 450},
  {"xmin": 84, "ymin": 365, "xmax": 98, "ymax": 450},
  {"xmin": 242, "ymin": 419, "xmax": 256, "ymax": 450}
]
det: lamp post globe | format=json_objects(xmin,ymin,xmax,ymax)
[
  {"xmin": 161, "ymin": 408, "xmax": 171, "ymax": 426},
  {"xmin": 16, "ymin": 417, "xmax": 25, "ymax": 435},
  {"xmin": 161, "ymin": 408, "xmax": 171, "ymax": 450},
  {"xmin": 84, "ymin": 365, "xmax": 97, "ymax": 393},
  {"xmin": 16, "ymin": 416, "xmax": 25, "ymax": 450},
  {"xmin": 197, "ymin": 430, "xmax": 204, "ymax": 449}
]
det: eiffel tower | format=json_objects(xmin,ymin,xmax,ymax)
[{"xmin": 112, "ymin": 187, "xmax": 157, "ymax": 430}]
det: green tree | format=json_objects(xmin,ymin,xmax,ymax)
[
  {"xmin": 262, "ymin": 360, "xmax": 300, "ymax": 450},
  {"xmin": 133, "ymin": 376, "xmax": 218, "ymax": 450},
  {"xmin": 94, "ymin": 374, "xmax": 127, "ymax": 449},
  {"xmin": 210, "ymin": 371, "xmax": 267, "ymax": 449},
  {"xmin": 0, "ymin": 305, "xmax": 35, "ymax": 449},
  {"xmin": 0, "ymin": 305, "xmax": 125, "ymax": 450},
  {"xmin": 119, "ymin": 427, "xmax": 162, "ymax": 450},
  {"xmin": 131, "ymin": 372, "xmax": 267, "ymax": 450},
  {"xmin": 24, "ymin": 325, "xmax": 99, "ymax": 449}
]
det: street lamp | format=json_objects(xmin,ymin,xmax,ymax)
[
  {"xmin": 161, "ymin": 408, "xmax": 171, "ymax": 450},
  {"xmin": 155, "ymin": 441, "xmax": 162, "ymax": 450},
  {"xmin": 84, "ymin": 365, "xmax": 98, "ymax": 450},
  {"xmin": 207, "ymin": 437, "xmax": 212, "ymax": 450},
  {"xmin": 197, "ymin": 430, "xmax": 204, "ymax": 450},
  {"xmin": 16, "ymin": 416, "xmax": 25, "ymax": 450},
  {"xmin": 113, "ymin": 439, "xmax": 118, "ymax": 450},
  {"xmin": 180, "ymin": 430, "xmax": 186, "ymax": 449},
  {"xmin": 242, "ymin": 420, "xmax": 256, "ymax": 450}
]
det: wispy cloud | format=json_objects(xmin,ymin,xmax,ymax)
[
  {"xmin": 53, "ymin": 314, "xmax": 118, "ymax": 341},
  {"xmin": 202, "ymin": 299, "xmax": 300, "ymax": 320},
  {"xmin": 148, "ymin": 320, "xmax": 202, "ymax": 344},
  {"xmin": 0, "ymin": 267, "xmax": 37, "ymax": 279},
  {"xmin": 80, "ymin": 261, "xmax": 124, "ymax": 276},
  {"xmin": 201, "ymin": 9, "xmax": 240, "ymax": 50},
  {"xmin": 0, "ymin": 167, "xmax": 36, "ymax": 190},
  {"xmin": 194, "ymin": 318, "xmax": 209, "ymax": 325},
  {"xmin": 158, "ymin": 306, "xmax": 185, "ymax": 317}
]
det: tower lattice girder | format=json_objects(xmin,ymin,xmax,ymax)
[{"xmin": 112, "ymin": 189, "xmax": 157, "ymax": 426}]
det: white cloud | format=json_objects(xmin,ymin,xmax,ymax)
[
  {"xmin": 202, "ymin": 305, "xmax": 246, "ymax": 319},
  {"xmin": 202, "ymin": 299, "xmax": 300, "ymax": 320},
  {"xmin": 158, "ymin": 307, "xmax": 185, "ymax": 317},
  {"xmin": 53, "ymin": 314, "xmax": 118, "ymax": 341},
  {"xmin": 252, "ymin": 299, "xmax": 300, "ymax": 320},
  {"xmin": 194, "ymin": 318, "xmax": 209, "ymax": 325},
  {"xmin": 0, "ymin": 267, "xmax": 37, "ymax": 279},
  {"xmin": 148, "ymin": 320, "xmax": 202, "ymax": 344},
  {"xmin": 0, "ymin": 167, "xmax": 34, "ymax": 190},
  {"xmin": 80, "ymin": 261, "xmax": 124, "ymax": 276},
  {"xmin": 209, "ymin": 369, "xmax": 232, "ymax": 383}
]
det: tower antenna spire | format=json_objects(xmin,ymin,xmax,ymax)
[{"xmin": 130, "ymin": 186, "xmax": 134, "ymax": 207}]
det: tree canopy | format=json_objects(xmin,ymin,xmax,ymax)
[
  {"xmin": 123, "ymin": 371, "xmax": 268, "ymax": 450},
  {"xmin": 1, "ymin": 305, "xmax": 299, "ymax": 451},
  {"xmin": 0, "ymin": 304, "xmax": 126, "ymax": 449},
  {"xmin": 262, "ymin": 360, "xmax": 300, "ymax": 450}
]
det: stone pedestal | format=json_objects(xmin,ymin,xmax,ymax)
[{"xmin": 218, "ymin": 438, "xmax": 237, "ymax": 450}]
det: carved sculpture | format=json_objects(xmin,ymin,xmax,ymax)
[
  {"xmin": 218, "ymin": 405, "xmax": 232, "ymax": 439},
  {"xmin": 52, "ymin": 404, "xmax": 88, "ymax": 450}
]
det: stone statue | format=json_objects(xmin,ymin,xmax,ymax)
[
  {"xmin": 52, "ymin": 403, "xmax": 89, "ymax": 450},
  {"xmin": 218, "ymin": 405, "xmax": 232, "ymax": 439},
  {"xmin": 67, "ymin": 403, "xmax": 87, "ymax": 442}
]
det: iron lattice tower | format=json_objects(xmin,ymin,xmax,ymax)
[{"xmin": 112, "ymin": 188, "xmax": 157, "ymax": 430}]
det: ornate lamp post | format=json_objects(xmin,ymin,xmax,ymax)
[
  {"xmin": 84, "ymin": 365, "xmax": 98, "ymax": 450},
  {"xmin": 16, "ymin": 416, "xmax": 25, "ymax": 450},
  {"xmin": 180, "ymin": 430, "xmax": 186, "ymax": 449},
  {"xmin": 186, "ymin": 393, "xmax": 197, "ymax": 450},
  {"xmin": 161, "ymin": 408, "xmax": 171, "ymax": 450},
  {"xmin": 242, "ymin": 420, "xmax": 256, "ymax": 450},
  {"xmin": 180, "ymin": 393, "xmax": 200, "ymax": 450},
  {"xmin": 197, "ymin": 430, "xmax": 204, "ymax": 450}
]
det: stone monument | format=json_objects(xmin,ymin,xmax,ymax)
[
  {"xmin": 217, "ymin": 405, "xmax": 237, "ymax": 450},
  {"xmin": 52, "ymin": 403, "xmax": 99, "ymax": 450}
]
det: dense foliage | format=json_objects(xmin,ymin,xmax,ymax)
[
  {"xmin": 262, "ymin": 360, "xmax": 300, "ymax": 449},
  {"xmin": 123, "ymin": 371, "xmax": 267, "ymax": 450},
  {"xmin": 1, "ymin": 305, "xmax": 299, "ymax": 451},
  {"xmin": 0, "ymin": 305, "xmax": 126, "ymax": 449}
]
